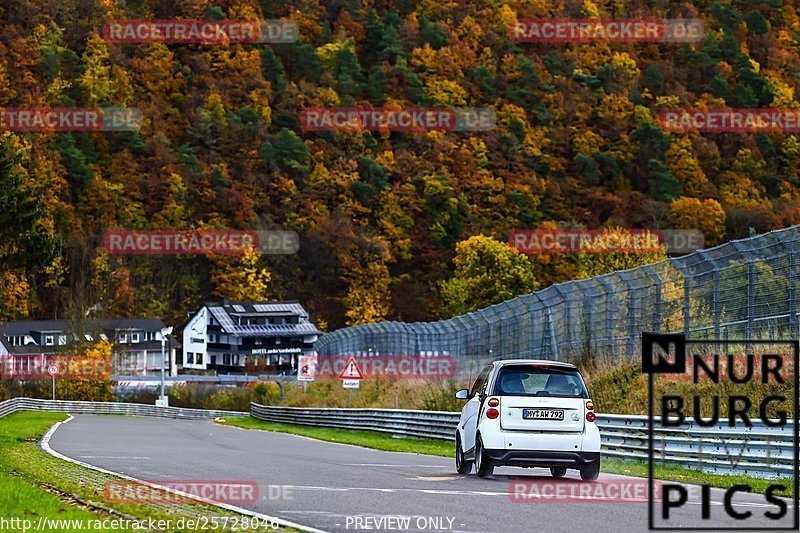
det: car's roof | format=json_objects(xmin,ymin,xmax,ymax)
[{"xmin": 491, "ymin": 359, "xmax": 578, "ymax": 369}]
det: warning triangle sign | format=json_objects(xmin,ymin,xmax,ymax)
[{"xmin": 338, "ymin": 356, "xmax": 365, "ymax": 379}]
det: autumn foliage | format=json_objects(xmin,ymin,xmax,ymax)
[{"xmin": 0, "ymin": 0, "xmax": 797, "ymax": 328}]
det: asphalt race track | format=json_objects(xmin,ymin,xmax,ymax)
[{"xmin": 47, "ymin": 415, "xmax": 796, "ymax": 533}]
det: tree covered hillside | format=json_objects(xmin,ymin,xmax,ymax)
[{"xmin": 0, "ymin": 0, "xmax": 798, "ymax": 329}]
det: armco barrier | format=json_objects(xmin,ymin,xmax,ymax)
[
  {"xmin": 0, "ymin": 397, "xmax": 247, "ymax": 420},
  {"xmin": 251, "ymin": 403, "xmax": 796, "ymax": 479}
]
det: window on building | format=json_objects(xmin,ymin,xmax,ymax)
[
  {"xmin": 186, "ymin": 352, "xmax": 193, "ymax": 364},
  {"xmin": 196, "ymin": 353, "xmax": 203, "ymax": 365},
  {"xmin": 119, "ymin": 333, "xmax": 127, "ymax": 343},
  {"xmin": 223, "ymin": 354, "xmax": 231, "ymax": 365},
  {"xmin": 7, "ymin": 335, "xmax": 23, "ymax": 346},
  {"xmin": 131, "ymin": 333, "xmax": 140, "ymax": 343},
  {"xmin": 232, "ymin": 354, "xmax": 239, "ymax": 365},
  {"xmin": 44, "ymin": 335, "xmax": 54, "ymax": 346}
]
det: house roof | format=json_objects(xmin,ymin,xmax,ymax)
[
  {"xmin": 0, "ymin": 318, "xmax": 180, "ymax": 355},
  {"xmin": 202, "ymin": 300, "xmax": 321, "ymax": 337}
]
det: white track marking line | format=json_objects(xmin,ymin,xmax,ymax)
[
  {"xmin": 272, "ymin": 484, "xmax": 794, "ymax": 508},
  {"xmin": 78, "ymin": 456, "xmax": 152, "ymax": 459},
  {"xmin": 343, "ymin": 463, "xmax": 448, "ymax": 468}
]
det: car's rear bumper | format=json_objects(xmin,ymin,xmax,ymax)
[{"xmin": 485, "ymin": 450, "xmax": 599, "ymax": 468}]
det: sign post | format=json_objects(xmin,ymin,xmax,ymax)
[
  {"xmin": 47, "ymin": 364, "xmax": 59, "ymax": 400},
  {"xmin": 338, "ymin": 356, "xmax": 364, "ymax": 407}
]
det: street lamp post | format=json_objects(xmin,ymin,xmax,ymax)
[{"xmin": 158, "ymin": 326, "xmax": 173, "ymax": 406}]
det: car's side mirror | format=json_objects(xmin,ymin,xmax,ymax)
[{"xmin": 454, "ymin": 389, "xmax": 470, "ymax": 400}]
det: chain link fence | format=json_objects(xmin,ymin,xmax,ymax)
[{"xmin": 316, "ymin": 226, "xmax": 800, "ymax": 377}]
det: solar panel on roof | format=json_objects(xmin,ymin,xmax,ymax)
[
  {"xmin": 233, "ymin": 305, "xmax": 245, "ymax": 312},
  {"xmin": 253, "ymin": 303, "xmax": 305, "ymax": 315},
  {"xmin": 209, "ymin": 306, "xmax": 236, "ymax": 331}
]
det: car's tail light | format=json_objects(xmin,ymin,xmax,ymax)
[
  {"xmin": 586, "ymin": 401, "xmax": 595, "ymax": 411},
  {"xmin": 486, "ymin": 408, "xmax": 500, "ymax": 419},
  {"xmin": 487, "ymin": 397, "xmax": 500, "ymax": 407},
  {"xmin": 586, "ymin": 412, "xmax": 596, "ymax": 422}
]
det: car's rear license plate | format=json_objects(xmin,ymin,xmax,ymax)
[{"xmin": 522, "ymin": 409, "xmax": 564, "ymax": 420}]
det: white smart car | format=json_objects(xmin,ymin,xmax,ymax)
[{"xmin": 454, "ymin": 360, "xmax": 601, "ymax": 479}]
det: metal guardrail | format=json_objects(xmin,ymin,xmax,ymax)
[
  {"xmin": 1, "ymin": 398, "xmax": 791, "ymax": 479},
  {"xmin": 113, "ymin": 374, "xmax": 296, "ymax": 384},
  {"xmin": 251, "ymin": 403, "xmax": 459, "ymax": 440},
  {"xmin": 251, "ymin": 403, "xmax": 795, "ymax": 479},
  {"xmin": 0, "ymin": 397, "xmax": 248, "ymax": 420}
]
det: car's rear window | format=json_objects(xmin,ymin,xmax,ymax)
[{"xmin": 491, "ymin": 365, "xmax": 588, "ymax": 398}]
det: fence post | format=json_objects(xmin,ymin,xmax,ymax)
[
  {"xmin": 671, "ymin": 260, "xmax": 692, "ymax": 336},
  {"xmin": 642, "ymin": 266, "xmax": 662, "ymax": 331},
  {"xmin": 684, "ymin": 276, "xmax": 691, "ymax": 336},
  {"xmin": 581, "ymin": 283, "xmax": 594, "ymax": 354},
  {"xmin": 531, "ymin": 292, "xmax": 553, "ymax": 354},
  {"xmin": 790, "ymin": 252, "xmax": 798, "ymax": 340},
  {"xmin": 546, "ymin": 307, "xmax": 559, "ymax": 360},
  {"xmin": 528, "ymin": 303, "xmax": 538, "ymax": 357},
  {"xmin": 774, "ymin": 231, "xmax": 799, "ymax": 340},
  {"xmin": 698, "ymin": 251, "xmax": 721, "ymax": 340},
  {"xmin": 552, "ymin": 286, "xmax": 570, "ymax": 358},
  {"xmin": 618, "ymin": 272, "xmax": 637, "ymax": 361},
  {"xmin": 598, "ymin": 278, "xmax": 615, "ymax": 359},
  {"xmin": 747, "ymin": 259, "xmax": 755, "ymax": 339},
  {"xmin": 713, "ymin": 268, "xmax": 721, "ymax": 339}
]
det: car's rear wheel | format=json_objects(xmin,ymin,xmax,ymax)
[
  {"xmin": 550, "ymin": 467, "xmax": 567, "ymax": 478},
  {"xmin": 455, "ymin": 434, "xmax": 472, "ymax": 474},
  {"xmin": 580, "ymin": 458, "xmax": 600, "ymax": 481},
  {"xmin": 474, "ymin": 435, "xmax": 494, "ymax": 477}
]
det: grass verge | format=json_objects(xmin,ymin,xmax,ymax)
[
  {"xmin": 218, "ymin": 415, "xmax": 793, "ymax": 496},
  {"xmin": 0, "ymin": 412, "xmax": 106, "ymax": 531},
  {"xmin": 1, "ymin": 411, "xmax": 295, "ymax": 532}
]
